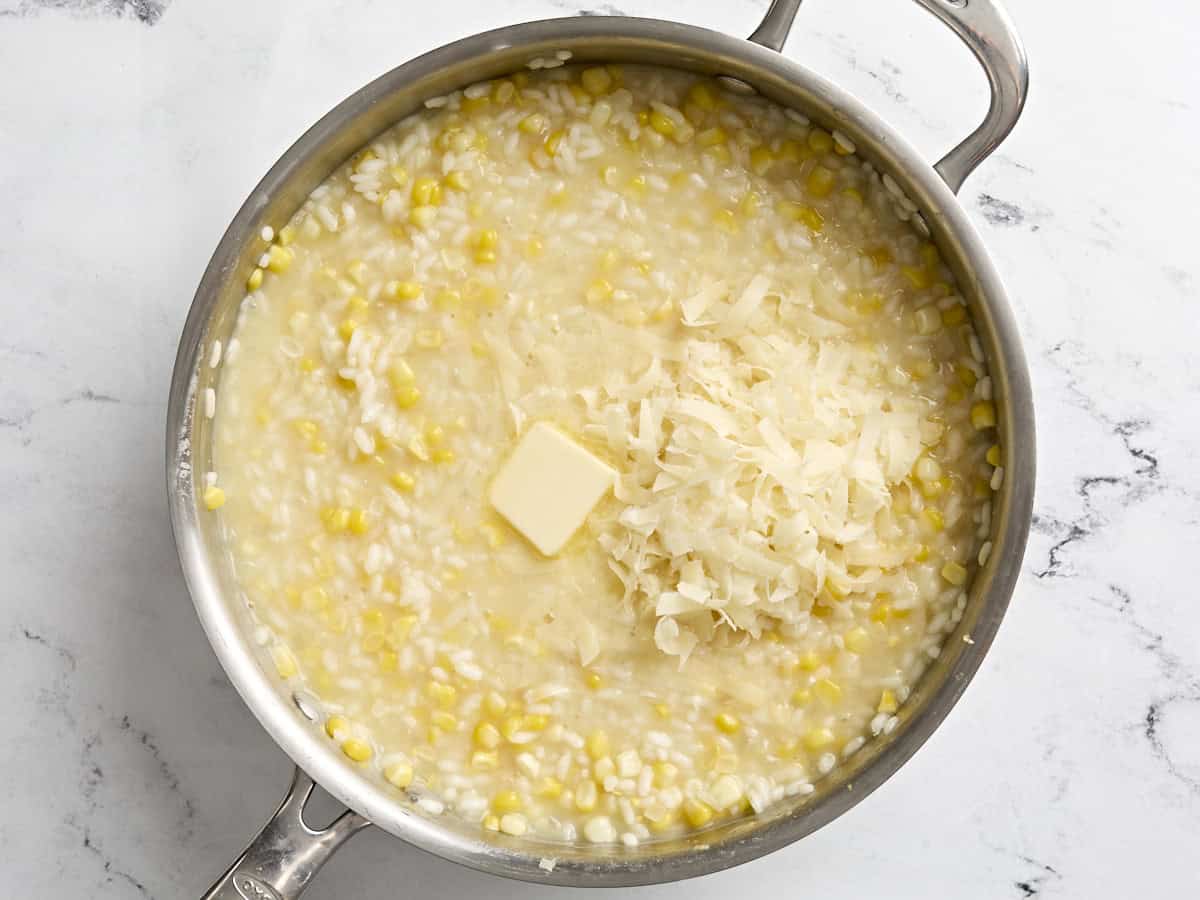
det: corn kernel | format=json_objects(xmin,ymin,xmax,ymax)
[
  {"xmin": 922, "ymin": 508, "xmax": 945, "ymax": 532},
  {"xmin": 341, "ymin": 739, "xmax": 372, "ymax": 762},
  {"xmin": 586, "ymin": 729, "xmax": 610, "ymax": 760},
  {"xmin": 791, "ymin": 688, "xmax": 812, "ymax": 706},
  {"xmin": 482, "ymin": 813, "xmax": 500, "ymax": 831},
  {"xmin": 384, "ymin": 760, "xmax": 413, "ymax": 789},
  {"xmin": 782, "ymin": 201, "xmax": 824, "ymax": 232},
  {"xmin": 941, "ymin": 560, "xmax": 969, "ymax": 585},
  {"xmin": 267, "ymin": 245, "xmax": 294, "ymax": 273},
  {"xmin": 409, "ymin": 206, "xmax": 437, "ymax": 228},
  {"xmin": 814, "ymin": 678, "xmax": 843, "ymax": 704},
  {"xmin": 807, "ymin": 128, "xmax": 834, "ymax": 154},
  {"xmin": 277, "ymin": 224, "xmax": 297, "ymax": 246},
  {"xmin": 942, "ymin": 305, "xmax": 967, "ymax": 326},
  {"xmin": 393, "ymin": 388, "xmax": 422, "ymax": 412},
  {"xmin": 202, "ymin": 485, "xmax": 226, "ymax": 510},
  {"xmin": 443, "ymin": 170, "xmax": 470, "ymax": 191},
  {"xmin": 585, "ymin": 670, "xmax": 603, "ymax": 690},
  {"xmin": 842, "ymin": 186, "xmax": 864, "ymax": 204},
  {"xmin": 947, "ymin": 387, "xmax": 965, "ymax": 404},
  {"xmin": 411, "ymin": 177, "xmax": 442, "ymax": 207},
  {"xmin": 246, "ymin": 268, "xmax": 264, "ymax": 291},
  {"xmin": 483, "ymin": 691, "xmax": 507, "ymax": 717},
  {"xmin": 844, "ymin": 626, "xmax": 870, "ymax": 654},
  {"xmin": 431, "ymin": 711, "xmax": 457, "ymax": 732},
  {"xmin": 586, "ymin": 278, "xmax": 613, "ymax": 303},
  {"xmin": 580, "ymin": 66, "xmax": 613, "ymax": 96},
  {"xmin": 913, "ymin": 543, "xmax": 931, "ymax": 561},
  {"xmin": 749, "ymin": 145, "xmax": 773, "ymax": 175},
  {"xmin": 474, "ymin": 721, "xmax": 501, "ymax": 749},
  {"xmin": 697, "ymin": 126, "xmax": 727, "ymax": 147},
  {"xmin": 683, "ymin": 799, "xmax": 714, "ymax": 828},
  {"xmin": 337, "ymin": 319, "xmax": 358, "ymax": 341},
  {"xmin": 537, "ymin": 777, "xmax": 564, "ymax": 799},
  {"xmin": 688, "ymin": 81, "xmax": 717, "ymax": 110},
  {"xmin": 492, "ymin": 790, "xmax": 523, "ymax": 814},
  {"xmin": 388, "ymin": 280, "xmax": 423, "ymax": 302},
  {"xmin": 518, "ymin": 113, "xmax": 546, "ymax": 134},
  {"xmin": 803, "ymin": 727, "xmax": 835, "ymax": 751},
  {"xmin": 427, "ymin": 681, "xmax": 457, "ymax": 709},
  {"xmin": 867, "ymin": 245, "xmax": 893, "ymax": 267},
  {"xmin": 798, "ymin": 650, "xmax": 822, "ymax": 671},
  {"xmin": 806, "ymin": 164, "xmax": 836, "ymax": 198},
  {"xmin": 714, "ymin": 712, "xmax": 741, "ymax": 734},
  {"xmin": 878, "ymin": 689, "xmax": 898, "ymax": 714},
  {"xmin": 970, "ymin": 401, "xmax": 997, "ymax": 430},
  {"xmin": 901, "ymin": 265, "xmax": 931, "ymax": 289},
  {"xmin": 986, "ymin": 444, "xmax": 1002, "ymax": 467},
  {"xmin": 714, "ymin": 208, "xmax": 738, "ymax": 233},
  {"xmin": 348, "ymin": 508, "xmax": 370, "ymax": 535}
]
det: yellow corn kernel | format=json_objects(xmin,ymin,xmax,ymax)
[
  {"xmin": 202, "ymin": 485, "xmax": 226, "ymax": 510},
  {"xmin": 580, "ymin": 66, "xmax": 613, "ymax": 96},
  {"xmin": 807, "ymin": 128, "xmax": 834, "ymax": 154},
  {"xmin": 483, "ymin": 691, "xmax": 507, "ymax": 717},
  {"xmin": 941, "ymin": 561, "xmax": 969, "ymax": 586},
  {"xmin": 647, "ymin": 109, "xmax": 676, "ymax": 137},
  {"xmin": 714, "ymin": 208, "xmax": 738, "ymax": 233},
  {"xmin": 714, "ymin": 712, "xmax": 741, "ymax": 734},
  {"xmin": 971, "ymin": 401, "xmax": 997, "ymax": 430},
  {"xmin": 431, "ymin": 711, "xmax": 457, "ymax": 732},
  {"xmin": 842, "ymin": 186, "xmax": 864, "ymax": 204},
  {"xmin": 482, "ymin": 813, "xmax": 500, "ymax": 831},
  {"xmin": 409, "ymin": 206, "xmax": 437, "ymax": 228},
  {"xmin": 781, "ymin": 201, "xmax": 824, "ymax": 232},
  {"xmin": 321, "ymin": 506, "xmax": 351, "ymax": 533},
  {"xmin": 688, "ymin": 81, "xmax": 717, "ymax": 110},
  {"xmin": 390, "ymin": 471, "xmax": 416, "ymax": 494},
  {"xmin": 814, "ymin": 678, "xmax": 843, "ymax": 705},
  {"xmin": 806, "ymin": 164, "xmax": 836, "ymax": 198},
  {"xmin": 346, "ymin": 295, "xmax": 370, "ymax": 319},
  {"xmin": 803, "ymin": 727, "xmax": 835, "ymax": 751},
  {"xmin": 246, "ymin": 268, "xmax": 264, "ymax": 291},
  {"xmin": 388, "ymin": 280, "xmax": 422, "ymax": 302},
  {"xmin": 987, "ymin": 444, "xmax": 1002, "ymax": 467},
  {"xmin": 683, "ymin": 799, "xmax": 714, "ymax": 828},
  {"xmin": 697, "ymin": 126, "xmax": 727, "ymax": 147},
  {"xmin": 586, "ymin": 278, "xmax": 613, "ymax": 303},
  {"xmin": 654, "ymin": 703, "xmax": 671, "ymax": 719},
  {"xmin": 543, "ymin": 128, "xmax": 566, "ymax": 156},
  {"xmin": 427, "ymin": 681, "xmax": 457, "ymax": 709},
  {"xmin": 922, "ymin": 507, "xmax": 945, "ymax": 532},
  {"xmin": 341, "ymin": 739, "xmax": 372, "ymax": 762},
  {"xmin": 518, "ymin": 113, "xmax": 546, "ymax": 134},
  {"xmin": 270, "ymin": 645, "xmax": 297, "ymax": 679},
  {"xmin": 791, "ymin": 687, "xmax": 812, "ymax": 706},
  {"xmin": 947, "ymin": 387, "xmax": 965, "ymax": 404},
  {"xmin": 347, "ymin": 508, "xmax": 370, "ymax": 535},
  {"xmin": 266, "ymin": 245, "xmax": 294, "ymax": 273},
  {"xmin": 877, "ymin": 689, "xmax": 899, "ymax": 714},
  {"xmin": 443, "ymin": 170, "xmax": 470, "ymax": 191},
  {"xmin": 920, "ymin": 477, "xmax": 948, "ymax": 499},
  {"xmin": 749, "ymin": 145, "xmax": 774, "ymax": 175},
  {"xmin": 942, "ymin": 305, "xmax": 967, "ymax": 326},
  {"xmin": 277, "ymin": 224, "xmax": 297, "ymax": 246},
  {"xmin": 411, "ymin": 177, "xmax": 442, "ymax": 207},
  {"xmin": 586, "ymin": 729, "xmax": 610, "ymax": 760},
  {"xmin": 844, "ymin": 627, "xmax": 870, "ymax": 654},
  {"xmin": 912, "ymin": 543, "xmax": 931, "ymax": 562},
  {"xmin": 652, "ymin": 762, "xmax": 679, "ymax": 788},
  {"xmin": 585, "ymin": 671, "xmax": 603, "ymax": 690},
  {"xmin": 474, "ymin": 249, "xmax": 497, "ymax": 266},
  {"xmin": 384, "ymin": 760, "xmax": 413, "ymax": 789},
  {"xmin": 337, "ymin": 319, "xmax": 358, "ymax": 341},
  {"xmin": 491, "ymin": 790, "xmax": 523, "ymax": 814},
  {"xmin": 473, "ymin": 721, "xmax": 501, "ymax": 749},
  {"xmin": 294, "ymin": 418, "xmax": 319, "ymax": 439},
  {"xmin": 901, "ymin": 265, "xmax": 931, "ymax": 289},
  {"xmin": 798, "ymin": 650, "xmax": 822, "ymax": 671},
  {"xmin": 536, "ymin": 777, "xmax": 564, "ymax": 799},
  {"xmin": 866, "ymin": 245, "xmax": 893, "ymax": 267},
  {"xmin": 415, "ymin": 329, "xmax": 443, "ymax": 350}
]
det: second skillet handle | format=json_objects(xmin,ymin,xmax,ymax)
[
  {"xmin": 749, "ymin": 0, "xmax": 1029, "ymax": 195},
  {"xmin": 200, "ymin": 768, "xmax": 369, "ymax": 900}
]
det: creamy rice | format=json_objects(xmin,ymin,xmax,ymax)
[{"xmin": 208, "ymin": 64, "xmax": 1001, "ymax": 845}]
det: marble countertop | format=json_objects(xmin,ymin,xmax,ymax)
[{"xmin": 2, "ymin": 0, "xmax": 1197, "ymax": 896}]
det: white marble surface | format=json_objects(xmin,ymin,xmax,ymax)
[{"xmin": 2, "ymin": 0, "xmax": 1197, "ymax": 896}]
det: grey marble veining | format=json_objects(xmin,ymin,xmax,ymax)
[{"xmin": 2, "ymin": 0, "xmax": 1197, "ymax": 897}]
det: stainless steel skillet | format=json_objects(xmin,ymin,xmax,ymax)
[{"xmin": 167, "ymin": 2, "xmax": 1033, "ymax": 896}]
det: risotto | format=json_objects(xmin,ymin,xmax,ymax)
[{"xmin": 206, "ymin": 62, "xmax": 1002, "ymax": 847}]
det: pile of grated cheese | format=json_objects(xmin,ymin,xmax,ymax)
[{"xmin": 583, "ymin": 276, "xmax": 932, "ymax": 661}]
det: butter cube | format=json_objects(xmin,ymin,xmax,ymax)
[{"xmin": 488, "ymin": 422, "xmax": 616, "ymax": 556}]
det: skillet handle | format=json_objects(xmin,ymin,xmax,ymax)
[
  {"xmin": 200, "ymin": 768, "xmax": 370, "ymax": 900},
  {"xmin": 748, "ymin": 0, "xmax": 1029, "ymax": 194}
]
